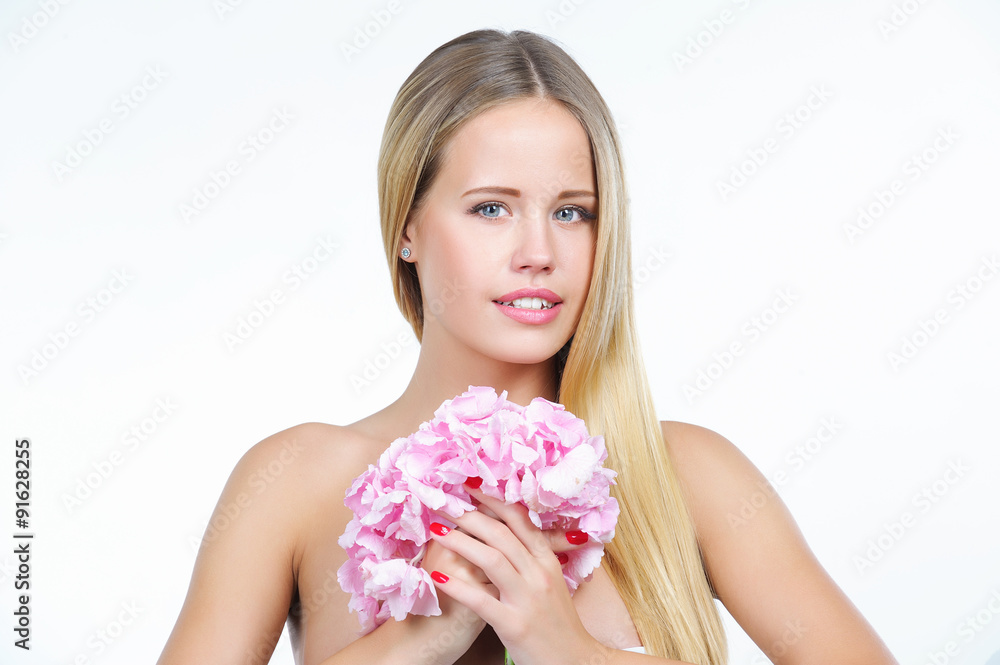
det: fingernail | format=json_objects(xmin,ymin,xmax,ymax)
[
  {"xmin": 566, "ymin": 530, "xmax": 588, "ymax": 544},
  {"xmin": 464, "ymin": 476, "xmax": 483, "ymax": 489},
  {"xmin": 430, "ymin": 522, "xmax": 451, "ymax": 536},
  {"xmin": 557, "ymin": 552, "xmax": 569, "ymax": 565},
  {"xmin": 431, "ymin": 570, "xmax": 449, "ymax": 583}
]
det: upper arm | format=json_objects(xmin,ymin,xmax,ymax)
[
  {"xmin": 157, "ymin": 422, "xmax": 336, "ymax": 665},
  {"xmin": 660, "ymin": 421, "xmax": 898, "ymax": 665}
]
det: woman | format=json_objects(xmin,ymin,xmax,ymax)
[{"xmin": 157, "ymin": 28, "xmax": 899, "ymax": 664}]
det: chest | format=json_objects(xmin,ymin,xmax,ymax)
[
  {"xmin": 455, "ymin": 563, "xmax": 641, "ymax": 664},
  {"xmin": 571, "ymin": 564, "xmax": 642, "ymax": 650},
  {"xmin": 292, "ymin": 535, "xmax": 641, "ymax": 663}
]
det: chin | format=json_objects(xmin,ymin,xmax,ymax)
[{"xmin": 488, "ymin": 345, "xmax": 564, "ymax": 367}]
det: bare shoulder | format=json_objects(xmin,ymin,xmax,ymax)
[
  {"xmin": 224, "ymin": 421, "xmax": 381, "ymax": 532},
  {"xmin": 657, "ymin": 420, "xmax": 898, "ymax": 664},
  {"xmin": 158, "ymin": 421, "xmax": 378, "ymax": 664},
  {"xmin": 658, "ymin": 420, "xmax": 771, "ymax": 544},
  {"xmin": 232, "ymin": 421, "xmax": 371, "ymax": 488},
  {"xmin": 236, "ymin": 420, "xmax": 358, "ymax": 467},
  {"xmin": 227, "ymin": 423, "xmax": 348, "ymax": 498},
  {"xmin": 659, "ymin": 420, "xmax": 753, "ymax": 496}
]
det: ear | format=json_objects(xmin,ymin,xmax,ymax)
[{"xmin": 401, "ymin": 207, "xmax": 422, "ymax": 256}]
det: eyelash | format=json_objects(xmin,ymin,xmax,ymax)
[{"xmin": 466, "ymin": 201, "xmax": 597, "ymax": 223}]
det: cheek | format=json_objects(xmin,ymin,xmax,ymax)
[
  {"xmin": 567, "ymin": 233, "xmax": 596, "ymax": 279},
  {"xmin": 422, "ymin": 237, "xmax": 484, "ymax": 313}
]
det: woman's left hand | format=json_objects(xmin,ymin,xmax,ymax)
[{"xmin": 427, "ymin": 484, "xmax": 604, "ymax": 665}]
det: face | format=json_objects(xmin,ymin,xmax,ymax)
[{"xmin": 403, "ymin": 97, "xmax": 598, "ymax": 366}]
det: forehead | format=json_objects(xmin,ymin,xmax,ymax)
[{"xmin": 436, "ymin": 98, "xmax": 595, "ymax": 193}]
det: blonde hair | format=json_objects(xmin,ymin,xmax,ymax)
[{"xmin": 377, "ymin": 29, "xmax": 727, "ymax": 664}]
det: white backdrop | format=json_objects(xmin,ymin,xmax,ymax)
[{"xmin": 2, "ymin": 0, "xmax": 999, "ymax": 663}]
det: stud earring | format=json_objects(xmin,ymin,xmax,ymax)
[{"xmin": 401, "ymin": 248, "xmax": 411, "ymax": 259}]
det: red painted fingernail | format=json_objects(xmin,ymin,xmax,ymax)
[
  {"xmin": 557, "ymin": 552, "xmax": 569, "ymax": 565},
  {"xmin": 566, "ymin": 530, "xmax": 589, "ymax": 544},
  {"xmin": 464, "ymin": 476, "xmax": 483, "ymax": 489},
  {"xmin": 431, "ymin": 570, "xmax": 449, "ymax": 584},
  {"xmin": 430, "ymin": 522, "xmax": 450, "ymax": 536}
]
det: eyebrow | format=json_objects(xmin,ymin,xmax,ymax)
[{"xmin": 461, "ymin": 186, "xmax": 596, "ymax": 199}]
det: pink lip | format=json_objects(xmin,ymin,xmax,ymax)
[
  {"xmin": 494, "ymin": 288, "xmax": 562, "ymax": 303},
  {"xmin": 492, "ymin": 288, "xmax": 563, "ymax": 325},
  {"xmin": 494, "ymin": 301, "xmax": 562, "ymax": 324}
]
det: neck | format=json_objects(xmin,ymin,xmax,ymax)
[{"xmin": 384, "ymin": 327, "xmax": 561, "ymax": 436}]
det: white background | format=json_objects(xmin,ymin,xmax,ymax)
[{"xmin": 2, "ymin": 0, "xmax": 999, "ymax": 663}]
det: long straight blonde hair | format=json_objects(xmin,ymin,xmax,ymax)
[{"xmin": 377, "ymin": 28, "xmax": 727, "ymax": 664}]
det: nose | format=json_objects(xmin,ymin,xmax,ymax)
[{"xmin": 511, "ymin": 202, "xmax": 555, "ymax": 273}]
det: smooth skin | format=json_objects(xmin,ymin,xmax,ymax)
[{"xmin": 156, "ymin": 98, "xmax": 899, "ymax": 664}]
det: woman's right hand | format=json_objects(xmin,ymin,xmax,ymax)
[
  {"xmin": 410, "ymin": 533, "xmax": 494, "ymax": 662},
  {"xmin": 423, "ymin": 487, "xmax": 602, "ymax": 665}
]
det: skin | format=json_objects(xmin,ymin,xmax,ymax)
[{"xmin": 156, "ymin": 98, "xmax": 899, "ymax": 665}]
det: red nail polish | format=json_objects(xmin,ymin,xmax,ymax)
[
  {"xmin": 464, "ymin": 476, "xmax": 483, "ymax": 489},
  {"xmin": 431, "ymin": 570, "xmax": 449, "ymax": 584},
  {"xmin": 566, "ymin": 530, "xmax": 588, "ymax": 544},
  {"xmin": 430, "ymin": 522, "xmax": 450, "ymax": 536},
  {"xmin": 557, "ymin": 552, "xmax": 569, "ymax": 565}
]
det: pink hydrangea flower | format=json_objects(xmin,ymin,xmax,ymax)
[{"xmin": 337, "ymin": 386, "xmax": 619, "ymax": 634}]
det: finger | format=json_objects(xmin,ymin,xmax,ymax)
[
  {"xmin": 429, "ymin": 568, "xmax": 504, "ymax": 626},
  {"xmin": 427, "ymin": 496, "xmax": 500, "ymax": 537},
  {"xmin": 428, "ymin": 491, "xmax": 493, "ymax": 523},
  {"xmin": 431, "ymin": 507, "xmax": 562, "ymax": 589},
  {"xmin": 462, "ymin": 486, "xmax": 547, "ymax": 554},
  {"xmin": 463, "ymin": 478, "xmax": 503, "ymax": 520},
  {"xmin": 423, "ymin": 536, "xmax": 492, "ymax": 585},
  {"xmin": 450, "ymin": 511, "xmax": 576, "ymax": 591},
  {"xmin": 468, "ymin": 496, "xmax": 501, "ymax": 521},
  {"xmin": 429, "ymin": 520, "xmax": 526, "ymax": 590},
  {"xmin": 465, "ymin": 486, "xmax": 591, "ymax": 558},
  {"xmin": 428, "ymin": 508, "xmax": 485, "ymax": 545}
]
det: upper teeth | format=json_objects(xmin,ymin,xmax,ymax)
[{"xmin": 498, "ymin": 297, "xmax": 555, "ymax": 310}]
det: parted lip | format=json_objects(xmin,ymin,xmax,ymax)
[{"xmin": 493, "ymin": 288, "xmax": 562, "ymax": 303}]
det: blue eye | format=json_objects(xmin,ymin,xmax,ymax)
[
  {"xmin": 555, "ymin": 206, "xmax": 597, "ymax": 223},
  {"xmin": 482, "ymin": 203, "xmax": 504, "ymax": 218},
  {"xmin": 467, "ymin": 202, "xmax": 510, "ymax": 219},
  {"xmin": 465, "ymin": 202, "xmax": 596, "ymax": 223}
]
